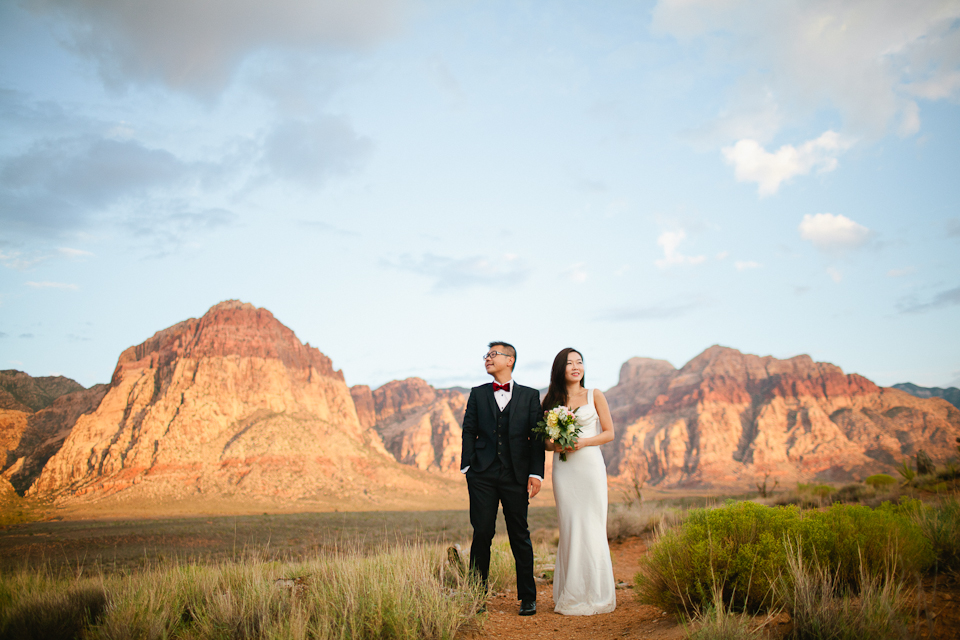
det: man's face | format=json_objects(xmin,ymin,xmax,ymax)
[{"xmin": 483, "ymin": 346, "xmax": 514, "ymax": 378}]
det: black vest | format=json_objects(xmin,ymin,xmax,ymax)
[{"xmin": 495, "ymin": 399, "xmax": 512, "ymax": 469}]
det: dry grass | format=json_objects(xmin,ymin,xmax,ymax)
[
  {"xmin": 776, "ymin": 542, "xmax": 911, "ymax": 640},
  {"xmin": 0, "ymin": 542, "xmax": 493, "ymax": 640}
]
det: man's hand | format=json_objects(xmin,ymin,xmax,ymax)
[{"xmin": 527, "ymin": 476, "xmax": 542, "ymax": 498}]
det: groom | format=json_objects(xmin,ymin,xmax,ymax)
[{"xmin": 461, "ymin": 341, "xmax": 545, "ymax": 616}]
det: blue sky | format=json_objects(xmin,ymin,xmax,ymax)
[{"xmin": 1, "ymin": 0, "xmax": 958, "ymax": 392}]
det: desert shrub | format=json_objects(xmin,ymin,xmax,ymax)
[
  {"xmin": 865, "ymin": 474, "xmax": 896, "ymax": 489},
  {"xmin": 829, "ymin": 483, "xmax": 874, "ymax": 504},
  {"xmin": 635, "ymin": 501, "xmax": 933, "ymax": 616},
  {"xmin": 607, "ymin": 501, "xmax": 684, "ymax": 540},
  {"xmin": 635, "ymin": 501, "xmax": 800, "ymax": 614},
  {"xmin": 797, "ymin": 483, "xmax": 833, "ymax": 498},
  {"xmin": 795, "ymin": 502, "xmax": 932, "ymax": 590},
  {"xmin": 900, "ymin": 496, "xmax": 960, "ymax": 573},
  {"xmin": 777, "ymin": 542, "xmax": 910, "ymax": 640}
]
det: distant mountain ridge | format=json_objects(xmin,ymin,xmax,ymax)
[
  {"xmin": 893, "ymin": 383, "xmax": 960, "ymax": 410},
  {"xmin": 604, "ymin": 347, "xmax": 960, "ymax": 487},
  {"xmin": 3, "ymin": 301, "xmax": 959, "ymax": 511}
]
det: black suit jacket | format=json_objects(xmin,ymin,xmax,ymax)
[{"xmin": 460, "ymin": 382, "xmax": 546, "ymax": 485}]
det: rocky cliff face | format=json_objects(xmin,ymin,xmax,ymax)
[
  {"xmin": 605, "ymin": 345, "xmax": 960, "ymax": 487},
  {"xmin": 1, "ymin": 384, "xmax": 108, "ymax": 494},
  {"xmin": 30, "ymin": 301, "xmax": 453, "ymax": 507},
  {"xmin": 353, "ymin": 378, "xmax": 466, "ymax": 474},
  {"xmin": 0, "ymin": 371, "xmax": 85, "ymax": 413}
]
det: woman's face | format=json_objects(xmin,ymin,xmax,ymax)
[{"xmin": 564, "ymin": 352, "xmax": 584, "ymax": 384}]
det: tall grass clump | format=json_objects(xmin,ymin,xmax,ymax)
[
  {"xmin": 683, "ymin": 585, "xmax": 768, "ymax": 640},
  {"xmin": 776, "ymin": 543, "xmax": 910, "ymax": 640},
  {"xmin": 900, "ymin": 495, "xmax": 960, "ymax": 574},
  {"xmin": 607, "ymin": 501, "xmax": 685, "ymax": 541},
  {"xmin": 634, "ymin": 500, "xmax": 933, "ymax": 616},
  {"xmin": 1, "ymin": 543, "xmax": 485, "ymax": 640},
  {"xmin": 0, "ymin": 570, "xmax": 106, "ymax": 640}
]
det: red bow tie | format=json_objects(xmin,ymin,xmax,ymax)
[{"xmin": 493, "ymin": 382, "xmax": 510, "ymax": 392}]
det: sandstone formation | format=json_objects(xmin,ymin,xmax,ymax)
[
  {"xmin": 354, "ymin": 378, "xmax": 466, "ymax": 474},
  {"xmin": 1, "ymin": 384, "xmax": 108, "ymax": 494},
  {"xmin": 30, "ymin": 301, "xmax": 458, "ymax": 509},
  {"xmin": 0, "ymin": 370, "xmax": 84, "ymax": 413},
  {"xmin": 605, "ymin": 345, "xmax": 960, "ymax": 488}
]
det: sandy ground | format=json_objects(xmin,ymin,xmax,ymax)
[{"xmin": 470, "ymin": 537, "xmax": 689, "ymax": 640}]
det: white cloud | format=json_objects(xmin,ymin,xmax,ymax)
[
  {"xmin": 385, "ymin": 253, "xmax": 528, "ymax": 291},
  {"xmin": 722, "ymin": 131, "xmax": 854, "ymax": 196},
  {"xmin": 563, "ymin": 263, "xmax": 587, "ymax": 283},
  {"xmin": 653, "ymin": 1, "xmax": 960, "ymax": 141},
  {"xmin": 716, "ymin": 251, "xmax": 729, "ymax": 260},
  {"xmin": 27, "ymin": 0, "xmax": 405, "ymax": 98},
  {"xmin": 0, "ymin": 249, "xmax": 47, "ymax": 270},
  {"xmin": 25, "ymin": 281, "xmax": 78, "ymax": 290},
  {"xmin": 654, "ymin": 230, "xmax": 705, "ymax": 269},
  {"xmin": 799, "ymin": 213, "xmax": 872, "ymax": 252},
  {"xmin": 58, "ymin": 247, "xmax": 93, "ymax": 258},
  {"xmin": 735, "ymin": 261, "xmax": 761, "ymax": 271},
  {"xmin": 826, "ymin": 267, "xmax": 843, "ymax": 283}
]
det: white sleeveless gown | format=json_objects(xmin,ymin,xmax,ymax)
[{"xmin": 552, "ymin": 388, "xmax": 616, "ymax": 615}]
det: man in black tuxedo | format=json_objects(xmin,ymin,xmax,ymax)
[{"xmin": 460, "ymin": 341, "xmax": 545, "ymax": 616}]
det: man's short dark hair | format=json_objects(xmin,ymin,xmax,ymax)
[{"xmin": 488, "ymin": 341, "xmax": 516, "ymax": 371}]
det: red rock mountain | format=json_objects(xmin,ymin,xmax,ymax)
[
  {"xmin": 351, "ymin": 378, "xmax": 466, "ymax": 474},
  {"xmin": 30, "ymin": 301, "xmax": 458, "ymax": 510},
  {"xmin": 604, "ymin": 345, "xmax": 960, "ymax": 487}
]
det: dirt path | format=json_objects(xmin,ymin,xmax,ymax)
[{"xmin": 473, "ymin": 537, "xmax": 686, "ymax": 640}]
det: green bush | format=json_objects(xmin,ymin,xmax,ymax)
[
  {"xmin": 865, "ymin": 474, "xmax": 896, "ymax": 489},
  {"xmin": 901, "ymin": 496, "xmax": 960, "ymax": 573},
  {"xmin": 634, "ymin": 500, "xmax": 933, "ymax": 615}
]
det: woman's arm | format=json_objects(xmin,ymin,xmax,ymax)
[{"xmin": 572, "ymin": 389, "xmax": 615, "ymax": 449}]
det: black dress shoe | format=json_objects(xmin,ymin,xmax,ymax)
[{"xmin": 519, "ymin": 600, "xmax": 536, "ymax": 616}]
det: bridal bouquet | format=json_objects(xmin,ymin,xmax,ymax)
[{"xmin": 535, "ymin": 406, "xmax": 582, "ymax": 461}]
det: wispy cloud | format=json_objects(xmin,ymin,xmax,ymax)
[
  {"xmin": 826, "ymin": 267, "xmax": 843, "ymax": 283},
  {"xmin": 258, "ymin": 116, "xmax": 372, "ymax": 188},
  {"xmin": 887, "ymin": 267, "xmax": 915, "ymax": 278},
  {"xmin": 799, "ymin": 213, "xmax": 872, "ymax": 253},
  {"xmin": 385, "ymin": 253, "xmax": 528, "ymax": 291},
  {"xmin": 0, "ymin": 249, "xmax": 47, "ymax": 270},
  {"xmin": 722, "ymin": 131, "xmax": 854, "ymax": 196},
  {"xmin": 296, "ymin": 220, "xmax": 358, "ymax": 236},
  {"xmin": 734, "ymin": 260, "xmax": 761, "ymax": 271},
  {"xmin": 58, "ymin": 247, "xmax": 94, "ymax": 258},
  {"xmin": 25, "ymin": 281, "xmax": 78, "ymax": 290},
  {"xmin": 599, "ymin": 297, "xmax": 708, "ymax": 322},
  {"xmin": 654, "ymin": 229, "xmax": 705, "ymax": 269},
  {"xmin": 898, "ymin": 284, "xmax": 960, "ymax": 314}
]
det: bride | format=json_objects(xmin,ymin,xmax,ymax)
[{"xmin": 542, "ymin": 348, "xmax": 616, "ymax": 615}]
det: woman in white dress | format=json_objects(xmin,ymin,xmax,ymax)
[{"xmin": 542, "ymin": 347, "xmax": 616, "ymax": 616}]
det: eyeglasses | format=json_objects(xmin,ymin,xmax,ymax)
[{"xmin": 483, "ymin": 351, "xmax": 513, "ymax": 360}]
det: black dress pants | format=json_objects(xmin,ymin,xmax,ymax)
[{"xmin": 466, "ymin": 459, "xmax": 537, "ymax": 602}]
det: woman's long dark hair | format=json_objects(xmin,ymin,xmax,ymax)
[{"xmin": 541, "ymin": 348, "xmax": 585, "ymax": 410}]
